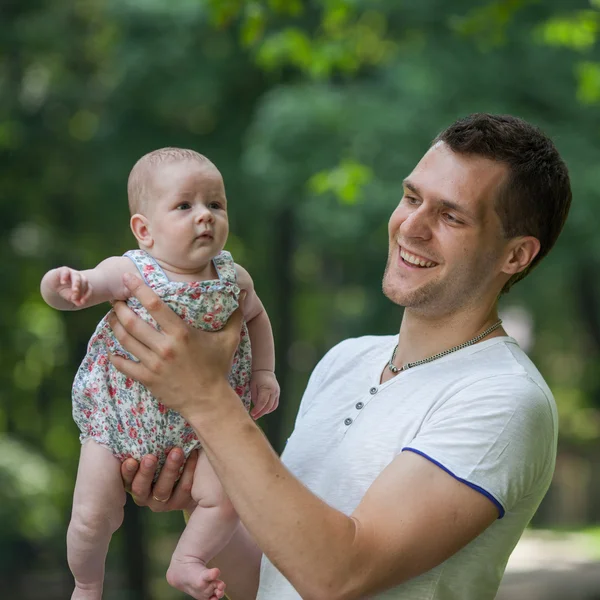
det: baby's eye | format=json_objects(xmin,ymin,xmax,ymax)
[
  {"xmin": 208, "ymin": 201, "xmax": 223, "ymax": 210},
  {"xmin": 177, "ymin": 202, "xmax": 191, "ymax": 210}
]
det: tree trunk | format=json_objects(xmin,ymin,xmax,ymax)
[
  {"xmin": 263, "ymin": 205, "xmax": 295, "ymax": 453},
  {"xmin": 576, "ymin": 261, "xmax": 600, "ymax": 408},
  {"xmin": 122, "ymin": 497, "xmax": 151, "ymax": 599}
]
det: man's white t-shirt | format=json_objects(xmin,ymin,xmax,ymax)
[{"xmin": 256, "ymin": 335, "xmax": 557, "ymax": 600}]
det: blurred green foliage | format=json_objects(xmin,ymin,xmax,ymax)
[{"xmin": 2, "ymin": 0, "xmax": 600, "ymax": 597}]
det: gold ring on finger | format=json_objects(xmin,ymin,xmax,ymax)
[{"xmin": 152, "ymin": 494, "xmax": 170, "ymax": 503}]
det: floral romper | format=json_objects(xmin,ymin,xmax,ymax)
[{"xmin": 72, "ymin": 249, "xmax": 252, "ymax": 474}]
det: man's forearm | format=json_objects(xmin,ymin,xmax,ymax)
[{"xmin": 189, "ymin": 385, "xmax": 361, "ymax": 600}]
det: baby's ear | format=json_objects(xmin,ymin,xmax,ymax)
[{"xmin": 130, "ymin": 213, "xmax": 153, "ymax": 248}]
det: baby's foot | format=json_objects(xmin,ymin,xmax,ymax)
[{"xmin": 166, "ymin": 558, "xmax": 226, "ymax": 600}]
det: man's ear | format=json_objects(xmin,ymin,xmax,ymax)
[
  {"xmin": 130, "ymin": 214, "xmax": 153, "ymax": 248},
  {"xmin": 502, "ymin": 236, "xmax": 541, "ymax": 276}
]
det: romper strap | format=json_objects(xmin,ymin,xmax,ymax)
[
  {"xmin": 124, "ymin": 250, "xmax": 170, "ymax": 287},
  {"xmin": 212, "ymin": 251, "xmax": 238, "ymax": 285}
]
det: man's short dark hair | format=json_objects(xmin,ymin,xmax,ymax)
[{"xmin": 434, "ymin": 113, "xmax": 572, "ymax": 293}]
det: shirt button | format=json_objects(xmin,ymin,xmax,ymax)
[
  {"xmin": 369, "ymin": 387, "xmax": 377, "ymax": 395},
  {"xmin": 356, "ymin": 402, "xmax": 364, "ymax": 409},
  {"xmin": 344, "ymin": 417, "xmax": 353, "ymax": 426}
]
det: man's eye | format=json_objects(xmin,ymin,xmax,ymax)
[
  {"xmin": 404, "ymin": 196, "xmax": 419, "ymax": 205},
  {"xmin": 443, "ymin": 213, "xmax": 461, "ymax": 224},
  {"xmin": 177, "ymin": 203, "xmax": 191, "ymax": 210}
]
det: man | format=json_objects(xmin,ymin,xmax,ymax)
[{"xmin": 109, "ymin": 113, "xmax": 572, "ymax": 600}]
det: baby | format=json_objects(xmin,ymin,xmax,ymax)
[{"xmin": 40, "ymin": 148, "xmax": 280, "ymax": 600}]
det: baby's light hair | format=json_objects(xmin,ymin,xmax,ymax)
[{"xmin": 127, "ymin": 147, "xmax": 215, "ymax": 215}]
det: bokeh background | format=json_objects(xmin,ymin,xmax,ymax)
[{"xmin": 2, "ymin": 0, "xmax": 600, "ymax": 598}]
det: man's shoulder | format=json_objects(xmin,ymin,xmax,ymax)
[
  {"xmin": 461, "ymin": 338, "xmax": 553, "ymax": 400},
  {"xmin": 438, "ymin": 341, "xmax": 557, "ymax": 437},
  {"xmin": 418, "ymin": 338, "xmax": 556, "ymax": 426}
]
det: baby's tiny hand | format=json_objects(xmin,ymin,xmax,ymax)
[
  {"xmin": 52, "ymin": 266, "xmax": 93, "ymax": 307},
  {"xmin": 250, "ymin": 370, "xmax": 280, "ymax": 420}
]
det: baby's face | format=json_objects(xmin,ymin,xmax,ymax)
[{"xmin": 141, "ymin": 160, "xmax": 229, "ymax": 272}]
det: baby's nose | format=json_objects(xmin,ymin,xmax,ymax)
[{"xmin": 195, "ymin": 206, "xmax": 214, "ymax": 222}]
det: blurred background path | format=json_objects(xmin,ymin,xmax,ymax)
[{"xmin": 498, "ymin": 530, "xmax": 600, "ymax": 600}]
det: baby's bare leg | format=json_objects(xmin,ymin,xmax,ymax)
[
  {"xmin": 68, "ymin": 440, "xmax": 126, "ymax": 600},
  {"xmin": 166, "ymin": 451, "xmax": 238, "ymax": 600}
]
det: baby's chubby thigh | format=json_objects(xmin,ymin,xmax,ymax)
[{"xmin": 191, "ymin": 451, "xmax": 236, "ymax": 516}]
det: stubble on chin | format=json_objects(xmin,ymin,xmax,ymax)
[
  {"xmin": 382, "ymin": 258, "xmax": 443, "ymax": 311},
  {"xmin": 382, "ymin": 260, "xmax": 412, "ymax": 307},
  {"xmin": 381, "ymin": 257, "xmax": 396, "ymax": 302}
]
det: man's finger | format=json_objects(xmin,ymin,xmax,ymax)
[
  {"xmin": 109, "ymin": 354, "xmax": 152, "ymax": 387},
  {"xmin": 121, "ymin": 458, "xmax": 140, "ymax": 493},
  {"xmin": 220, "ymin": 304, "xmax": 244, "ymax": 353},
  {"xmin": 129, "ymin": 455, "xmax": 159, "ymax": 504},
  {"xmin": 150, "ymin": 448, "xmax": 185, "ymax": 504},
  {"xmin": 122, "ymin": 273, "xmax": 184, "ymax": 335},
  {"xmin": 110, "ymin": 300, "xmax": 164, "ymax": 354},
  {"xmin": 223, "ymin": 298, "xmax": 244, "ymax": 335},
  {"xmin": 108, "ymin": 310, "xmax": 160, "ymax": 365}
]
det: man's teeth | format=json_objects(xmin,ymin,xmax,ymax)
[{"xmin": 400, "ymin": 249, "xmax": 436, "ymax": 268}]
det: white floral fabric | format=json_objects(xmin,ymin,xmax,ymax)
[{"xmin": 72, "ymin": 250, "xmax": 251, "ymax": 474}]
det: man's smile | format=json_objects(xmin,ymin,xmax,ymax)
[{"xmin": 397, "ymin": 244, "xmax": 438, "ymax": 269}]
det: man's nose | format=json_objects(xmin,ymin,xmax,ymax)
[{"xmin": 400, "ymin": 208, "xmax": 432, "ymax": 240}]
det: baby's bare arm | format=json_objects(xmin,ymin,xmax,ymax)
[
  {"xmin": 41, "ymin": 256, "xmax": 137, "ymax": 310},
  {"xmin": 234, "ymin": 264, "xmax": 275, "ymax": 372},
  {"xmin": 235, "ymin": 264, "xmax": 280, "ymax": 418}
]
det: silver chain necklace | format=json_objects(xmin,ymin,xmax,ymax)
[{"xmin": 388, "ymin": 319, "xmax": 503, "ymax": 374}]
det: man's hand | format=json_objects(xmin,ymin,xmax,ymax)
[
  {"xmin": 121, "ymin": 448, "xmax": 198, "ymax": 513},
  {"xmin": 107, "ymin": 272, "xmax": 244, "ymax": 421}
]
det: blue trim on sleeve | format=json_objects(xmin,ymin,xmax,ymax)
[{"xmin": 402, "ymin": 447, "xmax": 506, "ymax": 519}]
